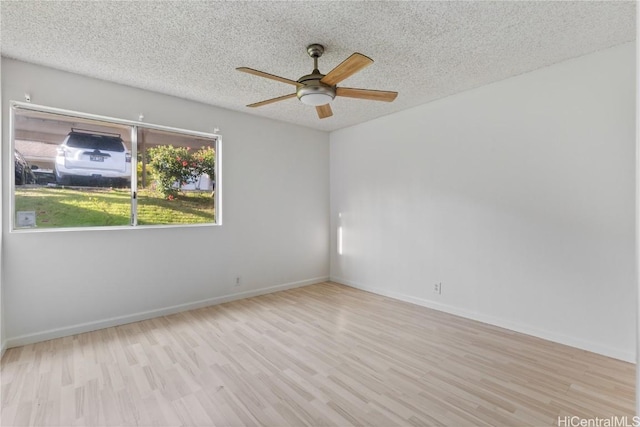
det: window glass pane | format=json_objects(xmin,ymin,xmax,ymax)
[
  {"xmin": 13, "ymin": 107, "xmax": 132, "ymax": 229},
  {"xmin": 136, "ymin": 127, "xmax": 216, "ymax": 226}
]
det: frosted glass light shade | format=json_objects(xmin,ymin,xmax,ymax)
[{"xmin": 299, "ymin": 92, "xmax": 334, "ymax": 106}]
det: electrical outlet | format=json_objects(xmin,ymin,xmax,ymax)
[
  {"xmin": 434, "ymin": 282, "xmax": 442, "ymax": 295},
  {"xmin": 234, "ymin": 276, "xmax": 241, "ymax": 287}
]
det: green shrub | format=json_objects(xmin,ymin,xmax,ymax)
[{"xmin": 146, "ymin": 145, "xmax": 215, "ymax": 198}]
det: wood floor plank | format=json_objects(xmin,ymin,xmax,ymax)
[{"xmin": 1, "ymin": 282, "xmax": 634, "ymax": 426}]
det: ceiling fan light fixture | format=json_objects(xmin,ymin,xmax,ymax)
[
  {"xmin": 299, "ymin": 93, "xmax": 334, "ymax": 106},
  {"xmin": 297, "ymin": 84, "xmax": 336, "ymax": 106}
]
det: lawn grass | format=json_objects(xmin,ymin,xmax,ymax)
[{"xmin": 14, "ymin": 186, "xmax": 214, "ymax": 228}]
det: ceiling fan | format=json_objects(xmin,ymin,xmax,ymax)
[{"xmin": 237, "ymin": 44, "xmax": 398, "ymax": 119}]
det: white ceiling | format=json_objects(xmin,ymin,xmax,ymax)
[{"xmin": 0, "ymin": 1, "xmax": 635, "ymax": 132}]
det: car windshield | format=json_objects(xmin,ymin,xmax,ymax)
[{"xmin": 66, "ymin": 133, "xmax": 125, "ymax": 152}]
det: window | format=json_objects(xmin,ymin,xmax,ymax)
[{"xmin": 11, "ymin": 102, "xmax": 221, "ymax": 230}]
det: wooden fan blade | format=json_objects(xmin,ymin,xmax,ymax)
[
  {"xmin": 336, "ymin": 87, "xmax": 398, "ymax": 102},
  {"xmin": 247, "ymin": 93, "xmax": 297, "ymax": 108},
  {"xmin": 316, "ymin": 104, "xmax": 333, "ymax": 119},
  {"xmin": 237, "ymin": 67, "xmax": 300, "ymax": 86},
  {"xmin": 320, "ymin": 53, "xmax": 373, "ymax": 86}
]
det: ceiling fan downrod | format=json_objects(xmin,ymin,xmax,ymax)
[{"xmin": 307, "ymin": 43, "xmax": 325, "ymax": 73}]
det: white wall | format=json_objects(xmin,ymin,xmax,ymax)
[
  {"xmin": 1, "ymin": 58, "xmax": 330, "ymax": 347},
  {"xmin": 0, "ymin": 57, "xmax": 3, "ymax": 354},
  {"xmin": 330, "ymin": 42, "xmax": 636, "ymax": 362}
]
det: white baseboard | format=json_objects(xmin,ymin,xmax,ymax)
[
  {"xmin": 331, "ymin": 276, "xmax": 635, "ymax": 363},
  {"xmin": 5, "ymin": 276, "xmax": 329, "ymax": 349}
]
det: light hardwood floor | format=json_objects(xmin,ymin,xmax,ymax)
[{"xmin": 1, "ymin": 282, "xmax": 634, "ymax": 426}]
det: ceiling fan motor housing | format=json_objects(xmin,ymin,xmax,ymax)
[{"xmin": 297, "ymin": 71, "xmax": 336, "ymax": 106}]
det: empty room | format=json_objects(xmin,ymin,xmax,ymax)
[{"xmin": 0, "ymin": 1, "xmax": 636, "ymax": 426}]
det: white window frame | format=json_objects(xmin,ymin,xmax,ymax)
[{"xmin": 9, "ymin": 101, "xmax": 222, "ymax": 232}]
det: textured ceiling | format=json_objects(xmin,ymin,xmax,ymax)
[{"xmin": 0, "ymin": 1, "xmax": 635, "ymax": 132}]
